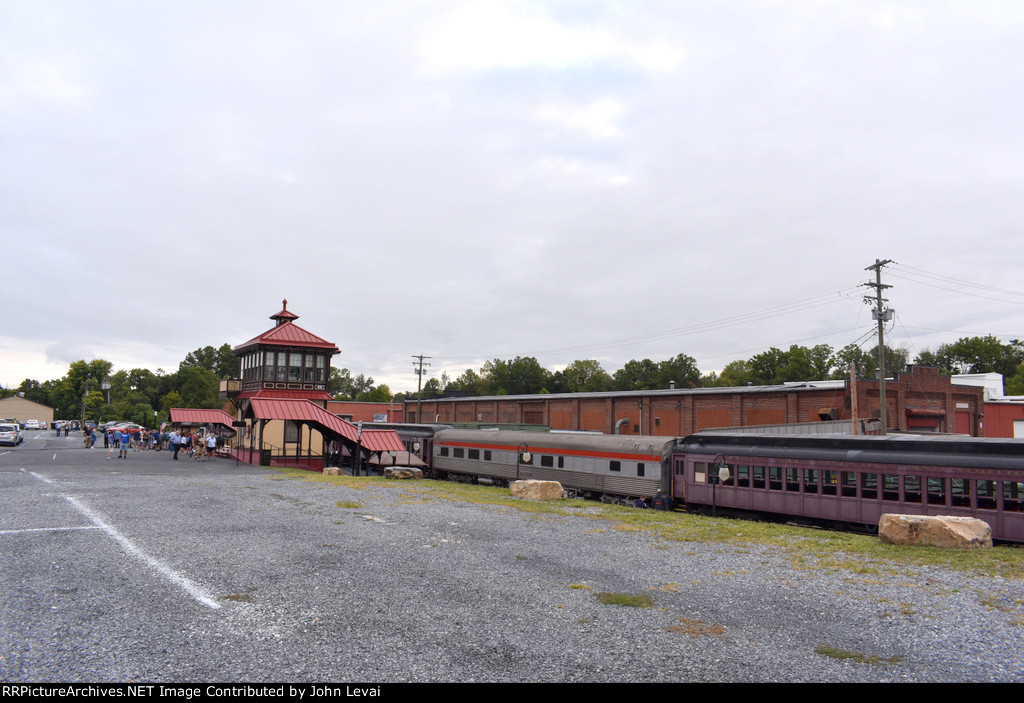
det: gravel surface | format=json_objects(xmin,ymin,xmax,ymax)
[{"xmin": 2, "ymin": 433, "xmax": 1023, "ymax": 682}]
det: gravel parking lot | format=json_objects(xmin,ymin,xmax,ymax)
[{"xmin": 2, "ymin": 431, "xmax": 1023, "ymax": 683}]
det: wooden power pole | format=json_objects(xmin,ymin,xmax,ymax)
[{"xmin": 864, "ymin": 259, "xmax": 893, "ymax": 435}]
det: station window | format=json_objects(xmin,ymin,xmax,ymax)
[
  {"xmin": 882, "ymin": 474, "xmax": 899, "ymax": 502},
  {"xmin": 926, "ymin": 477, "xmax": 946, "ymax": 505},
  {"xmin": 905, "ymin": 476, "xmax": 922, "ymax": 503},
  {"xmin": 1003, "ymin": 481, "xmax": 1024, "ymax": 512},
  {"xmin": 803, "ymin": 469, "xmax": 819, "ymax": 494},
  {"xmin": 978, "ymin": 480, "xmax": 998, "ymax": 510},
  {"xmin": 822, "ymin": 470, "xmax": 837, "ymax": 496}
]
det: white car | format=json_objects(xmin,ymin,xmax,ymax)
[
  {"xmin": 24, "ymin": 420, "xmax": 40, "ymax": 430},
  {"xmin": 0, "ymin": 423, "xmax": 23, "ymax": 446}
]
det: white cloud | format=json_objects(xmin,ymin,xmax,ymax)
[{"xmin": 418, "ymin": 1, "xmax": 682, "ymax": 74}]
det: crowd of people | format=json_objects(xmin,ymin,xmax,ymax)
[{"xmin": 79, "ymin": 425, "xmax": 223, "ymax": 461}]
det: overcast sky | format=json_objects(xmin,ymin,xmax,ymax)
[{"xmin": 3, "ymin": 1, "xmax": 1023, "ymax": 392}]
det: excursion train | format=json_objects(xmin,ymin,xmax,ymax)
[{"xmin": 364, "ymin": 423, "xmax": 1024, "ymax": 543}]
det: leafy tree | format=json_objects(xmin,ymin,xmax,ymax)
[
  {"xmin": 554, "ymin": 360, "xmax": 613, "ymax": 393},
  {"xmin": 357, "ymin": 384, "xmax": 393, "ymax": 402},
  {"xmin": 181, "ymin": 343, "xmax": 240, "ymax": 380},
  {"xmin": 656, "ymin": 354, "xmax": 701, "ymax": 389},
  {"xmin": 916, "ymin": 335, "xmax": 1023, "ymax": 377},
  {"xmin": 612, "ymin": 358, "xmax": 660, "ymax": 390},
  {"xmin": 481, "ymin": 357, "xmax": 550, "ymax": 395},
  {"xmin": 448, "ymin": 368, "xmax": 484, "ymax": 395}
]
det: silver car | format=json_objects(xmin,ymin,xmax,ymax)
[{"xmin": 0, "ymin": 423, "xmax": 23, "ymax": 446}]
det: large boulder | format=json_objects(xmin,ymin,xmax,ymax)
[
  {"xmin": 510, "ymin": 479, "xmax": 564, "ymax": 501},
  {"xmin": 878, "ymin": 514, "xmax": 992, "ymax": 548},
  {"xmin": 323, "ymin": 466, "xmax": 341, "ymax": 476},
  {"xmin": 384, "ymin": 466, "xmax": 423, "ymax": 480}
]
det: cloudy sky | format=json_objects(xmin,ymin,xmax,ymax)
[{"xmin": 3, "ymin": 1, "xmax": 1023, "ymax": 392}]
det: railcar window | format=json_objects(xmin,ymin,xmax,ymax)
[
  {"xmin": 540, "ymin": 455, "xmax": 553, "ymax": 468},
  {"xmin": 637, "ymin": 463, "xmax": 645, "ymax": 477},
  {"xmin": 454, "ymin": 448, "xmax": 465, "ymax": 459},
  {"xmin": 468, "ymin": 449, "xmax": 480, "ymax": 460},
  {"xmin": 558, "ymin": 456, "xmax": 564, "ymax": 468},
  {"xmin": 905, "ymin": 476, "xmax": 922, "ymax": 503},
  {"xmin": 484, "ymin": 450, "xmax": 491, "ymax": 461},
  {"xmin": 785, "ymin": 467, "xmax": 799, "ymax": 491},
  {"xmin": 694, "ymin": 461, "xmax": 707, "ymax": 484},
  {"xmin": 803, "ymin": 469, "xmax": 819, "ymax": 494},
  {"xmin": 861, "ymin": 473, "xmax": 878, "ymax": 500},
  {"xmin": 1003, "ymin": 481, "xmax": 1024, "ymax": 512},
  {"xmin": 926, "ymin": 477, "xmax": 946, "ymax": 506},
  {"xmin": 951, "ymin": 479, "xmax": 971, "ymax": 508},
  {"xmin": 768, "ymin": 466, "xmax": 782, "ymax": 491},
  {"xmin": 736, "ymin": 465, "xmax": 750, "ymax": 488},
  {"xmin": 438, "ymin": 447, "xmax": 449, "ymax": 457},
  {"xmin": 609, "ymin": 460, "xmax": 621, "ymax": 472},
  {"xmin": 841, "ymin": 472, "xmax": 857, "ymax": 498},
  {"xmin": 882, "ymin": 474, "xmax": 899, "ymax": 502},
  {"xmin": 752, "ymin": 465, "xmax": 765, "ymax": 489},
  {"xmin": 978, "ymin": 480, "xmax": 998, "ymax": 510},
  {"xmin": 822, "ymin": 470, "xmax": 837, "ymax": 496}
]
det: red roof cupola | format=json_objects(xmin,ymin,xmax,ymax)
[{"xmin": 270, "ymin": 299, "xmax": 300, "ymax": 326}]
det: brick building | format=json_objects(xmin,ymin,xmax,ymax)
[{"xmin": 402, "ymin": 365, "xmax": 985, "ymax": 437}]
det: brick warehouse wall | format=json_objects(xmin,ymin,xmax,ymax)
[{"xmin": 403, "ymin": 366, "xmax": 984, "ymax": 436}]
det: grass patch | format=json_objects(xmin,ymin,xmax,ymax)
[
  {"xmin": 814, "ymin": 645, "xmax": 905, "ymax": 665},
  {"xmin": 267, "ymin": 467, "xmax": 1024, "ymax": 580},
  {"xmin": 665, "ymin": 617, "xmax": 726, "ymax": 638},
  {"xmin": 594, "ymin": 592, "xmax": 654, "ymax": 608},
  {"xmin": 336, "ymin": 501, "xmax": 363, "ymax": 509}
]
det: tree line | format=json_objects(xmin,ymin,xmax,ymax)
[
  {"xmin": 409, "ymin": 335, "xmax": 1024, "ymax": 400},
  {"xmin": 4, "ymin": 335, "xmax": 1023, "ymax": 420}
]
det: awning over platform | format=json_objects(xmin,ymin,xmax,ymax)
[
  {"xmin": 169, "ymin": 408, "xmax": 239, "ymax": 432},
  {"xmin": 246, "ymin": 398, "xmax": 404, "ymax": 451}
]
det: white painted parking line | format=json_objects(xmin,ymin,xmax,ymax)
[
  {"xmin": 0, "ymin": 526, "xmax": 104, "ymax": 535},
  {"xmin": 19, "ymin": 469, "xmax": 221, "ymax": 610}
]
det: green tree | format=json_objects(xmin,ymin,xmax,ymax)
[
  {"xmin": 655, "ymin": 354, "xmax": 701, "ymax": 389},
  {"xmin": 481, "ymin": 357, "xmax": 550, "ymax": 395},
  {"xmin": 612, "ymin": 359, "xmax": 660, "ymax": 390},
  {"xmin": 555, "ymin": 360, "xmax": 613, "ymax": 393}
]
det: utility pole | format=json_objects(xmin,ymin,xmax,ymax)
[
  {"xmin": 864, "ymin": 259, "xmax": 894, "ymax": 435},
  {"xmin": 412, "ymin": 354, "xmax": 431, "ymax": 423}
]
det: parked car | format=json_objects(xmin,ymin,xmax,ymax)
[
  {"xmin": 24, "ymin": 420, "xmax": 40, "ymax": 430},
  {"xmin": 0, "ymin": 423, "xmax": 23, "ymax": 446}
]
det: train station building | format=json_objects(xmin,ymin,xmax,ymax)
[
  {"xmin": 401, "ymin": 365, "xmax": 987, "ymax": 437},
  {"xmin": 220, "ymin": 301, "xmax": 403, "ymax": 469}
]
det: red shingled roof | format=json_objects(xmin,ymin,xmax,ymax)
[{"xmin": 247, "ymin": 398, "xmax": 404, "ymax": 452}]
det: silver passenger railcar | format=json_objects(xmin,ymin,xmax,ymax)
[{"xmin": 431, "ymin": 428, "xmax": 675, "ymax": 504}]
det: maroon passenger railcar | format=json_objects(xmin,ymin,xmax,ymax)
[{"xmin": 672, "ymin": 432, "xmax": 1024, "ymax": 543}]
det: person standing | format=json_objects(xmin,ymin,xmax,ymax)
[
  {"xmin": 171, "ymin": 430, "xmax": 181, "ymax": 460},
  {"xmin": 206, "ymin": 431, "xmax": 217, "ymax": 461}
]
